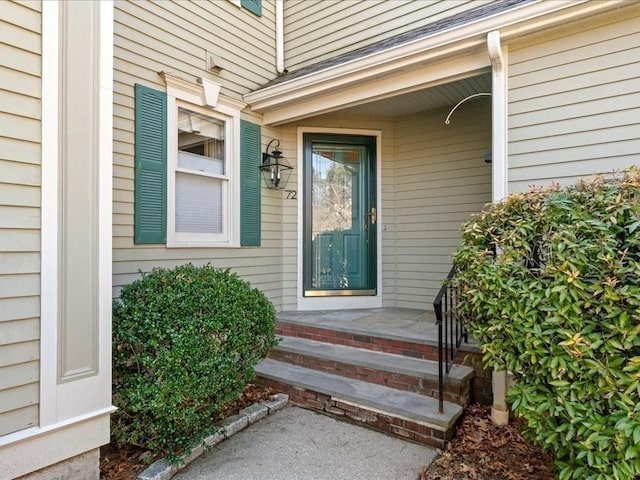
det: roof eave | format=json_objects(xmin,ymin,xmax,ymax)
[{"xmin": 244, "ymin": 0, "xmax": 620, "ymax": 117}]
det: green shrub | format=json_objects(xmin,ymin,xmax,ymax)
[
  {"xmin": 112, "ymin": 263, "xmax": 277, "ymax": 461},
  {"xmin": 453, "ymin": 169, "xmax": 640, "ymax": 480}
]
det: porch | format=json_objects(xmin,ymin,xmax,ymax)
[
  {"xmin": 256, "ymin": 307, "xmax": 490, "ymax": 448},
  {"xmin": 277, "ymin": 307, "xmax": 474, "ymax": 352}
]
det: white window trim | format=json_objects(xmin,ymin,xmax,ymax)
[{"xmin": 162, "ymin": 73, "xmax": 245, "ymax": 247}]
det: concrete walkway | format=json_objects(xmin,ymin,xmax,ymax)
[{"xmin": 173, "ymin": 406, "xmax": 437, "ymax": 480}]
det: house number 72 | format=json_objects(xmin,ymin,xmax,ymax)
[{"xmin": 285, "ymin": 190, "xmax": 297, "ymax": 200}]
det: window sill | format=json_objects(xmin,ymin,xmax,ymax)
[{"xmin": 166, "ymin": 241, "xmax": 240, "ymax": 249}]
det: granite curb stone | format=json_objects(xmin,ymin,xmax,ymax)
[
  {"xmin": 221, "ymin": 414, "xmax": 248, "ymax": 437},
  {"xmin": 137, "ymin": 393, "xmax": 289, "ymax": 480}
]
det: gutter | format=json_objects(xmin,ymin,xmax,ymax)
[{"xmin": 245, "ymin": 0, "xmax": 626, "ymax": 111}]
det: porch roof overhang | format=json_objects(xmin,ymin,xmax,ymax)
[{"xmin": 244, "ymin": 0, "xmax": 627, "ymax": 126}]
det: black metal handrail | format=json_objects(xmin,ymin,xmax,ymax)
[{"xmin": 433, "ymin": 265, "xmax": 467, "ymax": 414}]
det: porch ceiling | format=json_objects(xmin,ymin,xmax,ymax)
[{"xmin": 334, "ymin": 72, "xmax": 491, "ymax": 118}]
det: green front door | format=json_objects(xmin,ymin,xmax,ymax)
[{"xmin": 303, "ymin": 134, "xmax": 376, "ymax": 296}]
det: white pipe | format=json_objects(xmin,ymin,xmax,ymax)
[
  {"xmin": 275, "ymin": 0, "xmax": 285, "ymax": 74},
  {"xmin": 444, "ymin": 92, "xmax": 491, "ymax": 125},
  {"xmin": 487, "ymin": 29, "xmax": 510, "ymax": 426}
]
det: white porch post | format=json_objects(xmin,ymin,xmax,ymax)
[{"xmin": 487, "ymin": 30, "xmax": 510, "ymax": 426}]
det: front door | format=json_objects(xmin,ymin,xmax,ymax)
[{"xmin": 303, "ymin": 133, "xmax": 376, "ymax": 296}]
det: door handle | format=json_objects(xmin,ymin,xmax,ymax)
[{"xmin": 365, "ymin": 207, "xmax": 377, "ymax": 225}]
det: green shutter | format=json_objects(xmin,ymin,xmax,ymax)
[
  {"xmin": 134, "ymin": 84, "xmax": 167, "ymax": 244},
  {"xmin": 241, "ymin": 0, "xmax": 262, "ymax": 16},
  {"xmin": 240, "ymin": 120, "xmax": 261, "ymax": 246}
]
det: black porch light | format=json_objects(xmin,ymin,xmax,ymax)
[{"xmin": 260, "ymin": 139, "xmax": 293, "ymax": 189}]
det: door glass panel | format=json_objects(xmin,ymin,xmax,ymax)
[{"xmin": 310, "ymin": 143, "xmax": 369, "ymax": 291}]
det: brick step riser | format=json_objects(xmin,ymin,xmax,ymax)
[
  {"xmin": 256, "ymin": 377, "xmax": 452, "ymax": 449},
  {"xmin": 268, "ymin": 349, "xmax": 470, "ymax": 406},
  {"xmin": 276, "ymin": 322, "xmax": 492, "ymax": 405},
  {"xmin": 276, "ymin": 322, "xmax": 440, "ymax": 361}
]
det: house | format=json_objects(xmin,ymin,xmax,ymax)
[{"xmin": 1, "ymin": 0, "xmax": 639, "ymax": 478}]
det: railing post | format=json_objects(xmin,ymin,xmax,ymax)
[
  {"xmin": 438, "ymin": 320, "xmax": 444, "ymax": 414},
  {"xmin": 433, "ymin": 265, "xmax": 465, "ymax": 416}
]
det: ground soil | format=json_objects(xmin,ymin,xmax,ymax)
[
  {"xmin": 99, "ymin": 384, "xmax": 275, "ymax": 480},
  {"xmin": 420, "ymin": 403, "xmax": 557, "ymax": 480},
  {"xmin": 101, "ymin": 393, "xmax": 556, "ymax": 480}
]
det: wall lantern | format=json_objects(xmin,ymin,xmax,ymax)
[{"xmin": 260, "ymin": 139, "xmax": 293, "ymax": 189}]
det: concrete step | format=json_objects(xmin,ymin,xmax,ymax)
[
  {"xmin": 270, "ymin": 336, "xmax": 473, "ymax": 405},
  {"xmin": 275, "ymin": 319, "xmax": 478, "ymax": 361},
  {"xmin": 256, "ymin": 358, "xmax": 464, "ymax": 448}
]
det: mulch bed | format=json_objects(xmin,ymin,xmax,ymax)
[
  {"xmin": 99, "ymin": 384, "xmax": 275, "ymax": 480},
  {"xmin": 420, "ymin": 403, "xmax": 557, "ymax": 480}
]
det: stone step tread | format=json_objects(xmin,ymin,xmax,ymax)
[
  {"xmin": 276, "ymin": 314, "xmax": 480, "ymax": 353},
  {"xmin": 256, "ymin": 358, "xmax": 463, "ymax": 431},
  {"xmin": 274, "ymin": 336, "xmax": 474, "ymax": 383}
]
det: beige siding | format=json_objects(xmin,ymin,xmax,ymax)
[
  {"xmin": 508, "ymin": 6, "xmax": 640, "ymax": 192},
  {"xmin": 113, "ymin": 1, "xmax": 284, "ymax": 307},
  {"xmin": 283, "ymin": 0, "xmax": 491, "ymax": 71},
  {"xmin": 394, "ymin": 102, "xmax": 491, "ymax": 308},
  {"xmin": 114, "ymin": 0, "xmax": 277, "ymax": 100},
  {"xmin": 0, "ymin": 0, "xmax": 41, "ymax": 435},
  {"xmin": 278, "ymin": 102, "xmax": 490, "ymax": 310}
]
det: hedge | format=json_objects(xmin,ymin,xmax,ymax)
[
  {"xmin": 453, "ymin": 169, "xmax": 640, "ymax": 479},
  {"xmin": 111, "ymin": 264, "xmax": 277, "ymax": 461}
]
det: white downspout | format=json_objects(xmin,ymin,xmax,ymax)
[
  {"xmin": 488, "ymin": 30, "xmax": 507, "ymax": 202},
  {"xmin": 487, "ymin": 29, "xmax": 510, "ymax": 426},
  {"xmin": 275, "ymin": 0, "xmax": 285, "ymax": 74}
]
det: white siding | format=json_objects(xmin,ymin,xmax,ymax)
[
  {"xmin": 283, "ymin": 0, "xmax": 491, "ymax": 71},
  {"xmin": 113, "ymin": 1, "xmax": 285, "ymax": 307},
  {"xmin": 0, "ymin": 0, "xmax": 41, "ymax": 435},
  {"xmin": 508, "ymin": 6, "xmax": 640, "ymax": 192},
  {"xmin": 394, "ymin": 102, "xmax": 492, "ymax": 308}
]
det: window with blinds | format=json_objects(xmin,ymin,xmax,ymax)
[
  {"xmin": 135, "ymin": 80, "xmax": 261, "ymax": 248},
  {"xmin": 176, "ymin": 108, "xmax": 227, "ymax": 236}
]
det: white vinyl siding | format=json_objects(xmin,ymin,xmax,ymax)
[
  {"xmin": 283, "ymin": 0, "xmax": 491, "ymax": 71},
  {"xmin": 114, "ymin": 0, "xmax": 283, "ymax": 306},
  {"xmin": 0, "ymin": 0, "xmax": 41, "ymax": 436},
  {"xmin": 394, "ymin": 102, "xmax": 492, "ymax": 308},
  {"xmin": 508, "ymin": 6, "xmax": 640, "ymax": 192}
]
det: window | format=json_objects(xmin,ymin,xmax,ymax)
[
  {"xmin": 134, "ymin": 79, "xmax": 262, "ymax": 248},
  {"xmin": 170, "ymin": 106, "xmax": 230, "ymax": 245}
]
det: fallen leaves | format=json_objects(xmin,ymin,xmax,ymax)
[{"xmin": 419, "ymin": 404, "xmax": 556, "ymax": 480}]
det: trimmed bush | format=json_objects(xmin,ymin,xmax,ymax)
[
  {"xmin": 453, "ymin": 169, "xmax": 640, "ymax": 480},
  {"xmin": 112, "ymin": 263, "xmax": 277, "ymax": 461}
]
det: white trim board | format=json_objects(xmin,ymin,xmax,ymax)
[{"xmin": 16, "ymin": 3, "xmax": 114, "ymax": 478}]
